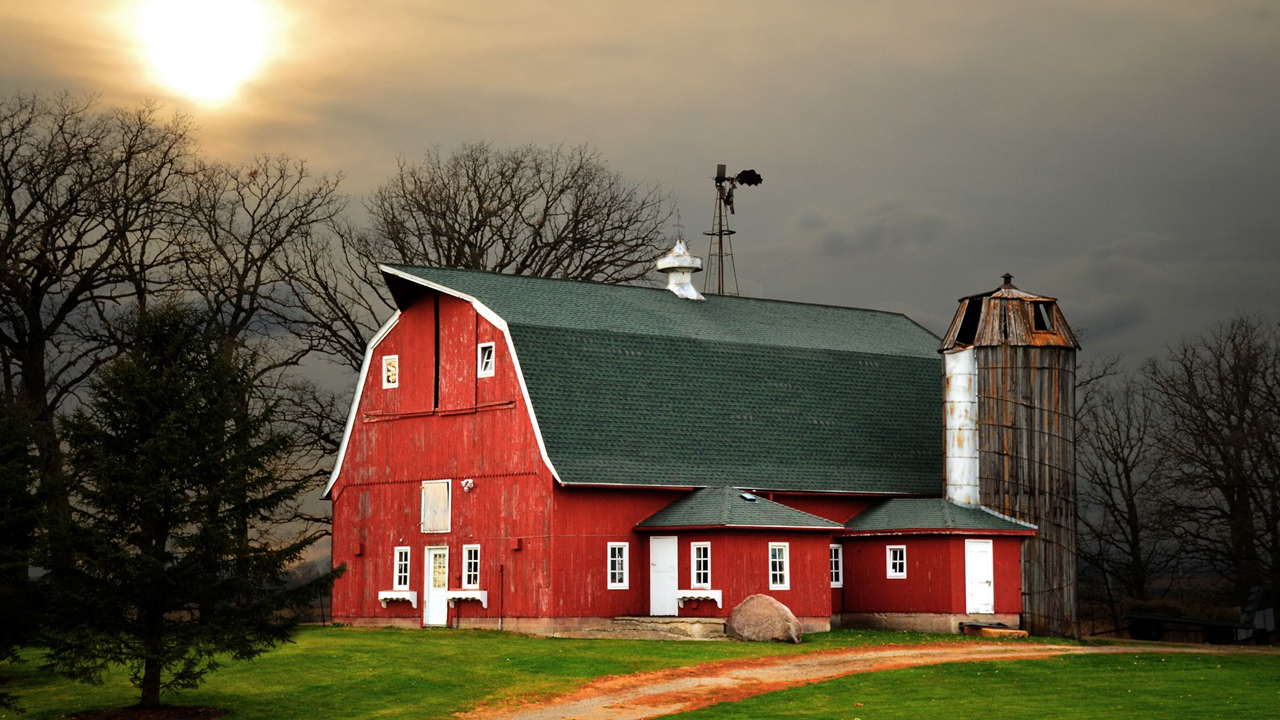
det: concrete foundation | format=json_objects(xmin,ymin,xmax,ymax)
[{"xmin": 834, "ymin": 612, "xmax": 1021, "ymax": 635}]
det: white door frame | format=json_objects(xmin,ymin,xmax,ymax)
[
  {"xmin": 424, "ymin": 546, "xmax": 449, "ymax": 626},
  {"xmin": 649, "ymin": 536, "xmax": 678, "ymax": 616},
  {"xmin": 965, "ymin": 539, "xmax": 995, "ymax": 614}
]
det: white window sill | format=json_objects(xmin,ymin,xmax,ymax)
[
  {"xmin": 676, "ymin": 589, "xmax": 723, "ymax": 608},
  {"xmin": 445, "ymin": 590, "xmax": 489, "ymax": 609},
  {"xmin": 378, "ymin": 591, "xmax": 418, "ymax": 608}
]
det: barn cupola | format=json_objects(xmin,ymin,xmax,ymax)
[
  {"xmin": 655, "ymin": 239, "xmax": 705, "ymax": 301},
  {"xmin": 939, "ymin": 273, "xmax": 1081, "ymax": 639}
]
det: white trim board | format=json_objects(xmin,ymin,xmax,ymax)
[{"xmin": 323, "ymin": 312, "xmax": 400, "ymax": 499}]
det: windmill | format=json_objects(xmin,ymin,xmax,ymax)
[{"xmin": 703, "ymin": 164, "xmax": 762, "ymax": 296}]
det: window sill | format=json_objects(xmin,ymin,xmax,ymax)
[
  {"xmin": 445, "ymin": 590, "xmax": 488, "ymax": 609},
  {"xmin": 378, "ymin": 591, "xmax": 418, "ymax": 608},
  {"xmin": 677, "ymin": 589, "xmax": 723, "ymax": 608}
]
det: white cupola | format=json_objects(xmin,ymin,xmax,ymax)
[{"xmin": 655, "ymin": 239, "xmax": 705, "ymax": 300}]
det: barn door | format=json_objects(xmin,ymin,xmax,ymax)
[
  {"xmin": 424, "ymin": 546, "xmax": 449, "ymax": 626},
  {"xmin": 649, "ymin": 536, "xmax": 678, "ymax": 616},
  {"xmin": 965, "ymin": 539, "xmax": 995, "ymax": 614}
]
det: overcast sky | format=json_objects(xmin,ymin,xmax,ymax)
[{"xmin": 4, "ymin": 0, "xmax": 1279, "ymax": 365}]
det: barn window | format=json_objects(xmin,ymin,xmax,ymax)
[
  {"xmin": 393, "ymin": 546, "xmax": 411, "ymax": 590},
  {"xmin": 382, "ymin": 355, "xmax": 400, "ymax": 389},
  {"xmin": 607, "ymin": 542, "xmax": 629, "ymax": 589},
  {"xmin": 829, "ymin": 544, "xmax": 844, "ymax": 588},
  {"xmin": 887, "ymin": 545, "xmax": 907, "ymax": 579},
  {"xmin": 421, "ymin": 480, "xmax": 451, "ymax": 533},
  {"xmin": 769, "ymin": 543, "xmax": 789, "ymax": 590},
  {"xmin": 477, "ymin": 342, "xmax": 495, "ymax": 378},
  {"xmin": 691, "ymin": 542, "xmax": 711, "ymax": 589},
  {"xmin": 462, "ymin": 544, "xmax": 480, "ymax": 589},
  {"xmin": 1033, "ymin": 301, "xmax": 1055, "ymax": 332}
]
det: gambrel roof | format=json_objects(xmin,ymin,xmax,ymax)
[{"xmin": 379, "ymin": 265, "xmax": 944, "ymax": 496}]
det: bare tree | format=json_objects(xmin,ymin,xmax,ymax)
[
  {"xmin": 0, "ymin": 92, "xmax": 193, "ymax": 531},
  {"xmin": 1144, "ymin": 315, "xmax": 1280, "ymax": 608},
  {"xmin": 1077, "ymin": 372, "xmax": 1180, "ymax": 627}
]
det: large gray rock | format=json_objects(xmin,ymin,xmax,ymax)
[{"xmin": 726, "ymin": 594, "xmax": 802, "ymax": 643}]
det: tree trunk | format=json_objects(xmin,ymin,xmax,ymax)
[{"xmin": 139, "ymin": 655, "xmax": 162, "ymax": 709}]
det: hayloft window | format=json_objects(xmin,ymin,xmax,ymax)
[
  {"xmin": 829, "ymin": 544, "xmax": 844, "ymax": 588},
  {"xmin": 769, "ymin": 543, "xmax": 790, "ymax": 590},
  {"xmin": 393, "ymin": 546, "xmax": 411, "ymax": 590},
  {"xmin": 421, "ymin": 480, "xmax": 451, "ymax": 533},
  {"xmin": 887, "ymin": 545, "xmax": 907, "ymax": 579},
  {"xmin": 477, "ymin": 342, "xmax": 495, "ymax": 378},
  {"xmin": 462, "ymin": 544, "xmax": 480, "ymax": 589},
  {"xmin": 1033, "ymin": 302, "xmax": 1055, "ymax": 332},
  {"xmin": 382, "ymin": 355, "xmax": 400, "ymax": 389},
  {"xmin": 607, "ymin": 542, "xmax": 629, "ymax": 589},
  {"xmin": 691, "ymin": 542, "xmax": 711, "ymax": 589}
]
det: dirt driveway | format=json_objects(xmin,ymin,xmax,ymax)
[{"xmin": 458, "ymin": 642, "xmax": 1275, "ymax": 720}]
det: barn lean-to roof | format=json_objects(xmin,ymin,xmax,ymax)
[
  {"xmin": 373, "ymin": 264, "xmax": 945, "ymax": 496},
  {"xmin": 843, "ymin": 498, "xmax": 1036, "ymax": 536},
  {"xmin": 636, "ymin": 486, "xmax": 844, "ymax": 530}
]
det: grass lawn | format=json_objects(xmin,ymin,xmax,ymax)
[
  {"xmin": 668, "ymin": 652, "xmax": 1280, "ymax": 720},
  {"xmin": 0, "ymin": 625, "xmax": 1034, "ymax": 719}
]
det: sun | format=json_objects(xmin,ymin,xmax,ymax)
[{"xmin": 135, "ymin": 0, "xmax": 275, "ymax": 105}]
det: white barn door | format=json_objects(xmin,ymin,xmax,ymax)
[
  {"xmin": 965, "ymin": 539, "xmax": 995, "ymax": 614},
  {"xmin": 424, "ymin": 546, "xmax": 449, "ymax": 626},
  {"xmin": 649, "ymin": 536, "xmax": 678, "ymax": 616}
]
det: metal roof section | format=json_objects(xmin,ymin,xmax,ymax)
[
  {"xmin": 380, "ymin": 265, "xmax": 944, "ymax": 495},
  {"xmin": 637, "ymin": 486, "xmax": 844, "ymax": 530},
  {"xmin": 939, "ymin": 273, "xmax": 1080, "ymax": 351},
  {"xmin": 843, "ymin": 497, "xmax": 1036, "ymax": 536}
]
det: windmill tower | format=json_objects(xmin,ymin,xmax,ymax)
[
  {"xmin": 939, "ymin": 274, "xmax": 1081, "ymax": 638},
  {"xmin": 703, "ymin": 164, "xmax": 762, "ymax": 296}
]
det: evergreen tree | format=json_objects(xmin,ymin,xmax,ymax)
[
  {"xmin": 41, "ymin": 305, "xmax": 336, "ymax": 709},
  {"xmin": 0, "ymin": 400, "xmax": 38, "ymax": 711}
]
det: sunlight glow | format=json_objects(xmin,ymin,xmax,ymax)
[{"xmin": 136, "ymin": 0, "xmax": 274, "ymax": 105}]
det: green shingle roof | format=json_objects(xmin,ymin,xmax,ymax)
[
  {"xmin": 384, "ymin": 265, "xmax": 945, "ymax": 495},
  {"xmin": 844, "ymin": 498, "xmax": 1036, "ymax": 534},
  {"xmin": 637, "ymin": 486, "xmax": 843, "ymax": 529}
]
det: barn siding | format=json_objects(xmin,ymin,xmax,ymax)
[
  {"xmin": 842, "ymin": 536, "xmax": 1022, "ymax": 615},
  {"xmin": 669, "ymin": 531, "xmax": 835, "ymax": 619}
]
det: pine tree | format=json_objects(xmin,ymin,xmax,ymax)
[{"xmin": 41, "ymin": 304, "xmax": 336, "ymax": 709}]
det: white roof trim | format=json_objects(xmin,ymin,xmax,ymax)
[
  {"xmin": 323, "ymin": 311, "xmax": 400, "ymax": 499},
  {"xmin": 976, "ymin": 504, "xmax": 1039, "ymax": 530},
  {"xmin": 376, "ymin": 265, "xmax": 564, "ymax": 486}
]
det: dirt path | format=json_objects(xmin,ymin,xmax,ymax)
[{"xmin": 458, "ymin": 642, "xmax": 1276, "ymax": 720}]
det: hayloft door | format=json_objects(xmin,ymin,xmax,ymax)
[
  {"xmin": 650, "ymin": 536, "xmax": 678, "ymax": 616},
  {"xmin": 424, "ymin": 546, "xmax": 449, "ymax": 626},
  {"xmin": 965, "ymin": 539, "xmax": 995, "ymax": 614}
]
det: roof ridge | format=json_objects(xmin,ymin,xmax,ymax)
[{"xmin": 384, "ymin": 263, "xmax": 930, "ymax": 320}]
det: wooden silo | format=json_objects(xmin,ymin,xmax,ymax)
[{"xmin": 939, "ymin": 274, "xmax": 1080, "ymax": 638}]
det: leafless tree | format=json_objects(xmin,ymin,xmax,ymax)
[
  {"xmin": 1144, "ymin": 315, "xmax": 1280, "ymax": 608},
  {"xmin": 0, "ymin": 92, "xmax": 193, "ymax": 528},
  {"xmin": 1077, "ymin": 372, "xmax": 1180, "ymax": 627}
]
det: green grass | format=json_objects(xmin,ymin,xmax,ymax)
[
  {"xmin": 668, "ymin": 653, "xmax": 1280, "ymax": 720},
  {"xmin": 1, "ymin": 625, "xmax": 1035, "ymax": 719}
]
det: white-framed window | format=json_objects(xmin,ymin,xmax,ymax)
[
  {"xmin": 382, "ymin": 354, "xmax": 400, "ymax": 389},
  {"xmin": 462, "ymin": 544, "xmax": 480, "ymax": 589},
  {"xmin": 691, "ymin": 542, "xmax": 711, "ymax": 589},
  {"xmin": 829, "ymin": 544, "xmax": 844, "ymax": 588},
  {"xmin": 393, "ymin": 546, "xmax": 411, "ymax": 590},
  {"xmin": 421, "ymin": 480, "xmax": 451, "ymax": 533},
  {"xmin": 477, "ymin": 342, "xmax": 495, "ymax": 378},
  {"xmin": 769, "ymin": 543, "xmax": 790, "ymax": 590},
  {"xmin": 607, "ymin": 542, "xmax": 629, "ymax": 589},
  {"xmin": 887, "ymin": 545, "xmax": 907, "ymax": 579}
]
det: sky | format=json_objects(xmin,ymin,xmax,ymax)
[{"xmin": 3, "ymin": 0, "xmax": 1279, "ymax": 365}]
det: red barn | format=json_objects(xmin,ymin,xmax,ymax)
[{"xmin": 324, "ymin": 242, "xmax": 1074, "ymax": 635}]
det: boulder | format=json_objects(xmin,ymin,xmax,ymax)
[{"xmin": 726, "ymin": 594, "xmax": 802, "ymax": 643}]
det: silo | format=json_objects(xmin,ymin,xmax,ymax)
[{"xmin": 939, "ymin": 274, "xmax": 1080, "ymax": 638}]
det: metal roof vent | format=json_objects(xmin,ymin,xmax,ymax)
[
  {"xmin": 655, "ymin": 239, "xmax": 705, "ymax": 301},
  {"xmin": 740, "ymin": 492, "xmax": 758, "ymax": 502}
]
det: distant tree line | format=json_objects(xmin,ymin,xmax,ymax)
[
  {"xmin": 0, "ymin": 91, "xmax": 676, "ymax": 709},
  {"xmin": 1077, "ymin": 317, "xmax": 1280, "ymax": 634}
]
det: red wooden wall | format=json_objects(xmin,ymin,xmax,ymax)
[
  {"xmin": 842, "ymin": 535, "xmax": 1022, "ymax": 614},
  {"xmin": 667, "ymin": 531, "xmax": 835, "ymax": 619}
]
